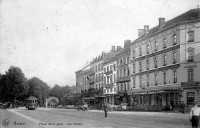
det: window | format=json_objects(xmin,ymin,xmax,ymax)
[
  {"xmin": 163, "ymin": 55, "xmax": 167, "ymax": 66},
  {"xmin": 98, "ymin": 64, "xmax": 100, "ymax": 71},
  {"xmin": 104, "ymin": 67, "xmax": 106, "ymax": 73},
  {"xmin": 154, "ymin": 57, "xmax": 157, "ymax": 68},
  {"xmin": 140, "ymin": 76, "xmax": 142, "ymax": 87},
  {"xmin": 163, "ymin": 38, "xmax": 167, "ymax": 49},
  {"xmin": 114, "ymin": 74, "xmax": 116, "ymax": 83},
  {"xmin": 113, "ymin": 64, "xmax": 116, "ymax": 71},
  {"xmin": 155, "ymin": 73, "xmax": 158, "ymax": 85},
  {"xmin": 163, "ymin": 71, "xmax": 166, "ymax": 84},
  {"xmin": 146, "ymin": 59, "xmax": 149, "ymax": 70},
  {"xmin": 133, "ymin": 63, "xmax": 135, "ymax": 73},
  {"xmin": 110, "ymin": 65, "xmax": 113, "ymax": 71},
  {"xmin": 127, "ymin": 57, "xmax": 129, "ymax": 64},
  {"xmin": 188, "ymin": 69, "xmax": 194, "ymax": 82},
  {"xmin": 96, "ymin": 65, "xmax": 97, "ymax": 72},
  {"xmin": 133, "ymin": 50, "xmax": 135, "ymax": 59},
  {"xmin": 139, "ymin": 47, "xmax": 142, "ymax": 56},
  {"xmin": 127, "ymin": 67, "xmax": 130, "ymax": 76},
  {"xmin": 120, "ymin": 59, "xmax": 123, "ymax": 65},
  {"xmin": 147, "ymin": 74, "xmax": 149, "ymax": 87},
  {"xmin": 187, "ymin": 47, "xmax": 195, "ymax": 62},
  {"xmin": 124, "ymin": 68, "xmax": 126, "ymax": 76},
  {"xmin": 146, "ymin": 44, "xmax": 150, "ymax": 54},
  {"xmin": 139, "ymin": 61, "xmax": 142, "ymax": 71},
  {"xmin": 173, "ymin": 34, "xmax": 177, "ymax": 45},
  {"xmin": 155, "ymin": 41, "xmax": 158, "ymax": 51},
  {"xmin": 107, "ymin": 66, "xmax": 109, "ymax": 72},
  {"xmin": 104, "ymin": 77, "xmax": 106, "ymax": 84},
  {"xmin": 110, "ymin": 75, "xmax": 113, "ymax": 84},
  {"xmin": 173, "ymin": 70, "xmax": 177, "ymax": 83},
  {"xmin": 187, "ymin": 92, "xmax": 195, "ymax": 105},
  {"xmin": 173, "ymin": 52, "xmax": 177, "ymax": 64},
  {"xmin": 114, "ymin": 87, "xmax": 117, "ymax": 92},
  {"xmin": 133, "ymin": 77, "xmax": 135, "ymax": 88},
  {"xmin": 187, "ymin": 31, "xmax": 194, "ymax": 42},
  {"xmin": 106, "ymin": 76, "xmax": 109, "ymax": 84}
]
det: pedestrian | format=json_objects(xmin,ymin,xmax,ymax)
[
  {"xmin": 189, "ymin": 102, "xmax": 200, "ymax": 128},
  {"xmin": 104, "ymin": 103, "xmax": 108, "ymax": 117}
]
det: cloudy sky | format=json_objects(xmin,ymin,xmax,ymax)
[{"xmin": 0, "ymin": 0, "xmax": 198, "ymax": 87}]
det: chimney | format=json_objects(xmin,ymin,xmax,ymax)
[
  {"xmin": 159, "ymin": 18, "xmax": 165, "ymax": 27},
  {"xmin": 102, "ymin": 51, "xmax": 105, "ymax": 57},
  {"xmin": 138, "ymin": 29, "xmax": 145, "ymax": 37},
  {"xmin": 197, "ymin": 5, "xmax": 199, "ymax": 8},
  {"xmin": 117, "ymin": 46, "xmax": 122, "ymax": 51},
  {"xmin": 144, "ymin": 25, "xmax": 149, "ymax": 33},
  {"xmin": 111, "ymin": 46, "xmax": 115, "ymax": 52},
  {"xmin": 124, "ymin": 40, "xmax": 131, "ymax": 48}
]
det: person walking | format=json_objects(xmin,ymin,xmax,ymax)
[
  {"xmin": 104, "ymin": 103, "xmax": 108, "ymax": 117},
  {"xmin": 189, "ymin": 102, "xmax": 200, "ymax": 128}
]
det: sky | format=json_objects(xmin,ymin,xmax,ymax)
[{"xmin": 0, "ymin": 0, "xmax": 199, "ymax": 87}]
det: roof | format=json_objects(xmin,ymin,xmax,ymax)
[
  {"xmin": 103, "ymin": 50, "xmax": 121, "ymax": 64},
  {"xmin": 27, "ymin": 96, "xmax": 37, "ymax": 100},
  {"xmin": 133, "ymin": 8, "xmax": 200, "ymax": 44}
]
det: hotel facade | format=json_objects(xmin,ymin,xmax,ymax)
[{"xmin": 129, "ymin": 8, "xmax": 200, "ymax": 110}]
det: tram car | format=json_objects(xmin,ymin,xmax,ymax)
[{"xmin": 26, "ymin": 96, "xmax": 38, "ymax": 110}]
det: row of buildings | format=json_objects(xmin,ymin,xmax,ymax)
[{"xmin": 75, "ymin": 8, "xmax": 200, "ymax": 110}]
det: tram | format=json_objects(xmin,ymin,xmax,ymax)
[{"xmin": 26, "ymin": 96, "xmax": 38, "ymax": 110}]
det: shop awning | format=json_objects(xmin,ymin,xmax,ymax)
[
  {"xmin": 127, "ymin": 85, "xmax": 181, "ymax": 95},
  {"xmin": 83, "ymin": 97, "xmax": 95, "ymax": 100}
]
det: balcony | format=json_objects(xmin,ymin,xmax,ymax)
[
  {"xmin": 105, "ymin": 70, "xmax": 113, "ymax": 75},
  {"xmin": 104, "ymin": 83, "xmax": 114, "ymax": 88},
  {"xmin": 89, "ymin": 82, "xmax": 94, "ymax": 85},
  {"xmin": 116, "ymin": 77, "xmax": 130, "ymax": 83}
]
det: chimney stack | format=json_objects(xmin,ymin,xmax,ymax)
[
  {"xmin": 144, "ymin": 25, "xmax": 149, "ymax": 33},
  {"xmin": 138, "ymin": 29, "xmax": 145, "ymax": 37},
  {"xmin": 159, "ymin": 18, "xmax": 165, "ymax": 27},
  {"xmin": 111, "ymin": 46, "xmax": 115, "ymax": 52},
  {"xmin": 124, "ymin": 40, "xmax": 131, "ymax": 48},
  {"xmin": 117, "ymin": 46, "xmax": 122, "ymax": 51},
  {"xmin": 102, "ymin": 51, "xmax": 105, "ymax": 57}
]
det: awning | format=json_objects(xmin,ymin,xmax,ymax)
[
  {"xmin": 83, "ymin": 97, "xmax": 95, "ymax": 100},
  {"xmin": 127, "ymin": 85, "xmax": 181, "ymax": 95}
]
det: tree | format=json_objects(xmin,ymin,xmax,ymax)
[
  {"xmin": 4, "ymin": 66, "xmax": 28, "ymax": 102},
  {"xmin": 27, "ymin": 77, "xmax": 50, "ymax": 106}
]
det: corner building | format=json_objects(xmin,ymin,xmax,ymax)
[{"xmin": 129, "ymin": 8, "xmax": 200, "ymax": 110}]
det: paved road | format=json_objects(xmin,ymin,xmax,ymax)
[{"xmin": 0, "ymin": 108, "xmax": 192, "ymax": 128}]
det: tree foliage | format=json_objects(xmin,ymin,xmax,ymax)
[
  {"xmin": 27, "ymin": 77, "xmax": 50, "ymax": 106},
  {"xmin": 0, "ymin": 66, "xmax": 29, "ymax": 102}
]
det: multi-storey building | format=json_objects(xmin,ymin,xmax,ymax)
[
  {"xmin": 103, "ymin": 46, "xmax": 121, "ymax": 105},
  {"xmin": 116, "ymin": 40, "xmax": 131, "ymax": 105},
  {"xmin": 75, "ymin": 63, "xmax": 91, "ymax": 95},
  {"xmin": 89, "ymin": 52, "xmax": 105, "ymax": 108},
  {"xmin": 129, "ymin": 8, "xmax": 200, "ymax": 110}
]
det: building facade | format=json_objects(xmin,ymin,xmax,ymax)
[
  {"xmin": 116, "ymin": 40, "xmax": 131, "ymax": 105},
  {"xmin": 103, "ymin": 46, "xmax": 120, "ymax": 105},
  {"xmin": 129, "ymin": 8, "xmax": 200, "ymax": 110}
]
